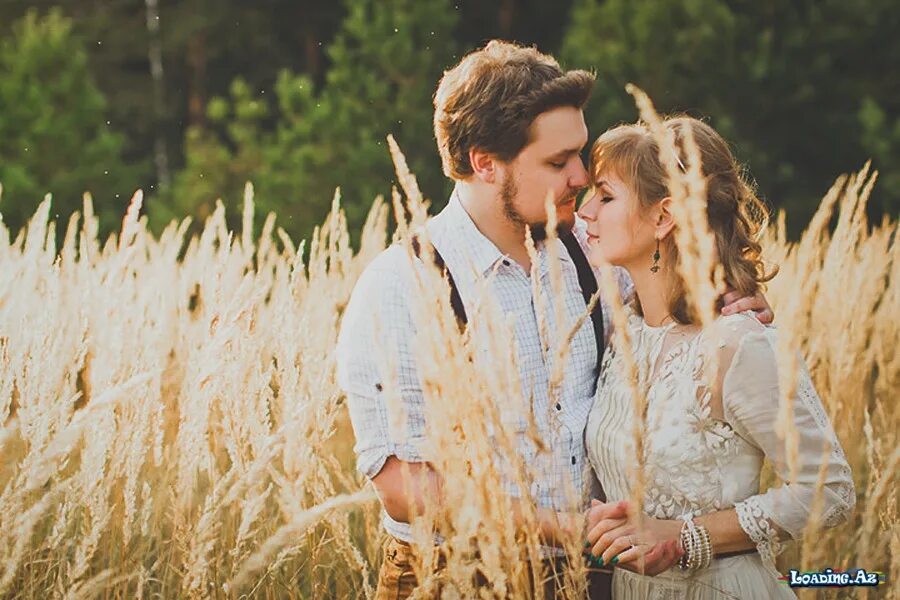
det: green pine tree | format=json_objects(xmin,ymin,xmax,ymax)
[
  {"xmin": 859, "ymin": 98, "xmax": 900, "ymax": 215},
  {"xmin": 155, "ymin": 77, "xmax": 269, "ymax": 234},
  {"xmin": 560, "ymin": 0, "xmax": 897, "ymax": 232},
  {"xmin": 0, "ymin": 9, "xmax": 134, "ymax": 236},
  {"xmin": 261, "ymin": 0, "xmax": 460, "ymax": 240},
  {"xmin": 166, "ymin": 0, "xmax": 459, "ymax": 245},
  {"xmin": 560, "ymin": 0, "xmax": 738, "ymax": 131}
]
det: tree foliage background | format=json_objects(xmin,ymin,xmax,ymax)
[{"xmin": 0, "ymin": 0, "xmax": 897, "ymax": 241}]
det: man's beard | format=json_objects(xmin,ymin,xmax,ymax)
[{"xmin": 500, "ymin": 171, "xmax": 576, "ymax": 243}]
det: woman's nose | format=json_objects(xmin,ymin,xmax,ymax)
[{"xmin": 578, "ymin": 193, "xmax": 599, "ymax": 221}]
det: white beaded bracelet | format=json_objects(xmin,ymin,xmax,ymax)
[
  {"xmin": 678, "ymin": 517, "xmax": 697, "ymax": 570},
  {"xmin": 678, "ymin": 516, "xmax": 713, "ymax": 571},
  {"xmin": 696, "ymin": 522, "xmax": 712, "ymax": 569}
]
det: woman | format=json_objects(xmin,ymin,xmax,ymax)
[{"xmin": 576, "ymin": 116, "xmax": 855, "ymax": 598}]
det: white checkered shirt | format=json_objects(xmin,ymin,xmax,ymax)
[{"xmin": 336, "ymin": 189, "xmax": 633, "ymax": 545}]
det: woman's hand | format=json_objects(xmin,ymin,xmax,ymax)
[{"xmin": 585, "ymin": 500, "xmax": 684, "ymax": 575}]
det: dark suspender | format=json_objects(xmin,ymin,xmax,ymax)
[
  {"xmin": 410, "ymin": 236, "xmax": 468, "ymax": 329},
  {"xmin": 560, "ymin": 231, "xmax": 606, "ymax": 375},
  {"xmin": 410, "ymin": 233, "xmax": 605, "ymax": 371}
]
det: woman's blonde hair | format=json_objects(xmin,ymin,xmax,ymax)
[{"xmin": 589, "ymin": 116, "xmax": 777, "ymax": 323}]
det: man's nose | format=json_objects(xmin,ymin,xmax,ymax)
[{"xmin": 570, "ymin": 158, "xmax": 589, "ymax": 189}]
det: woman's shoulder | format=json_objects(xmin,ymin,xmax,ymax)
[
  {"xmin": 711, "ymin": 311, "xmax": 770, "ymax": 350},
  {"xmin": 706, "ymin": 312, "xmax": 777, "ymax": 385},
  {"xmin": 705, "ymin": 312, "xmax": 791, "ymax": 402}
]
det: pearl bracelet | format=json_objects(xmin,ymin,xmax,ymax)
[{"xmin": 678, "ymin": 516, "xmax": 712, "ymax": 571}]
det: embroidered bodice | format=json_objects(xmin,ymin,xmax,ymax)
[{"xmin": 586, "ymin": 309, "xmax": 855, "ymax": 575}]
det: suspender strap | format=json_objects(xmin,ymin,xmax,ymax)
[
  {"xmin": 410, "ymin": 233, "xmax": 604, "ymax": 369},
  {"xmin": 560, "ymin": 232, "xmax": 606, "ymax": 372},
  {"xmin": 411, "ymin": 236, "xmax": 468, "ymax": 328}
]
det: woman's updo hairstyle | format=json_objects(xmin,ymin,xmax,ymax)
[{"xmin": 589, "ymin": 116, "xmax": 777, "ymax": 323}]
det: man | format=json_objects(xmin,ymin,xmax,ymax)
[{"xmin": 336, "ymin": 40, "xmax": 773, "ymax": 599}]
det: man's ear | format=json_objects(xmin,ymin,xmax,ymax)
[
  {"xmin": 655, "ymin": 197, "xmax": 677, "ymax": 240},
  {"xmin": 469, "ymin": 148, "xmax": 498, "ymax": 184}
]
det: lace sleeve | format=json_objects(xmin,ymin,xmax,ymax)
[{"xmin": 721, "ymin": 323, "xmax": 855, "ymax": 573}]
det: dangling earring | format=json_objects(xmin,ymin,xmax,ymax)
[{"xmin": 651, "ymin": 238, "xmax": 661, "ymax": 273}]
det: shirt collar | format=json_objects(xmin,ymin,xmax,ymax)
[
  {"xmin": 428, "ymin": 187, "xmax": 576, "ymax": 275},
  {"xmin": 430, "ymin": 188, "xmax": 507, "ymax": 276}
]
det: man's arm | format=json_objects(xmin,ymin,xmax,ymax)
[
  {"xmin": 371, "ymin": 456, "xmax": 442, "ymax": 524},
  {"xmin": 337, "ymin": 250, "xmax": 432, "ymax": 482},
  {"xmin": 372, "ymin": 456, "xmax": 593, "ymax": 547}
]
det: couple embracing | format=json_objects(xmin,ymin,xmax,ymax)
[{"xmin": 336, "ymin": 40, "xmax": 854, "ymax": 599}]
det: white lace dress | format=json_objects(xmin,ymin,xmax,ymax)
[{"xmin": 585, "ymin": 310, "xmax": 855, "ymax": 599}]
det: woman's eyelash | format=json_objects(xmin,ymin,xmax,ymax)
[
  {"xmin": 600, "ymin": 195, "xmax": 613, "ymax": 203},
  {"xmin": 550, "ymin": 161, "xmax": 566, "ymax": 169}
]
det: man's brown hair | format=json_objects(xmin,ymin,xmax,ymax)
[{"xmin": 433, "ymin": 40, "xmax": 595, "ymax": 180}]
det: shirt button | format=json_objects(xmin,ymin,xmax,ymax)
[
  {"xmin": 571, "ymin": 456, "xmax": 577, "ymax": 465},
  {"xmin": 555, "ymin": 402, "xmax": 562, "ymax": 411},
  {"xmin": 375, "ymin": 383, "xmax": 383, "ymax": 392},
  {"xmin": 502, "ymin": 260, "xmax": 510, "ymax": 267}
]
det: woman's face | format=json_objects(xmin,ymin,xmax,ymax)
[{"xmin": 578, "ymin": 170, "xmax": 657, "ymax": 270}]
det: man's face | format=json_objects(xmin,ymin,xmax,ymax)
[{"xmin": 497, "ymin": 106, "xmax": 590, "ymax": 238}]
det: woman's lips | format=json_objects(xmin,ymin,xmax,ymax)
[{"xmin": 586, "ymin": 232, "xmax": 600, "ymax": 243}]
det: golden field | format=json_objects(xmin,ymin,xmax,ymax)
[{"xmin": 0, "ymin": 126, "xmax": 897, "ymax": 598}]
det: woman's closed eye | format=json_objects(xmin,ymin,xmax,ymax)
[{"xmin": 592, "ymin": 182, "xmax": 613, "ymax": 203}]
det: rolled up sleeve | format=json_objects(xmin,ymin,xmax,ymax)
[{"xmin": 336, "ymin": 248, "xmax": 429, "ymax": 479}]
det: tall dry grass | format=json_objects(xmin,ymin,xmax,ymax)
[{"xmin": 0, "ymin": 101, "xmax": 896, "ymax": 598}]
